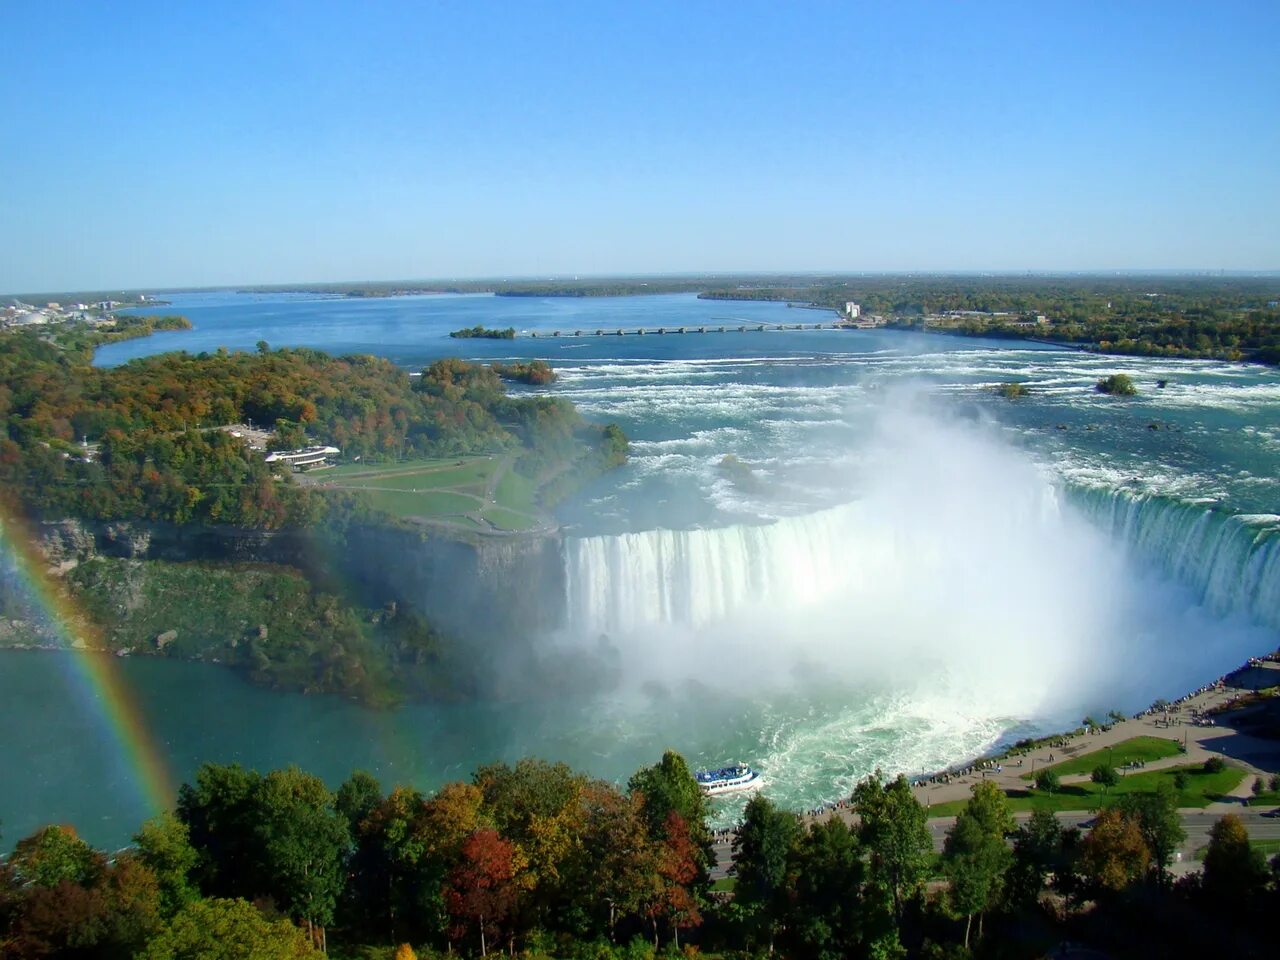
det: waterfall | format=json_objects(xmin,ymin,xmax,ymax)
[
  {"xmin": 563, "ymin": 490, "xmax": 1280, "ymax": 637},
  {"xmin": 563, "ymin": 508, "xmax": 859, "ymax": 634},
  {"xmin": 1071, "ymin": 489, "xmax": 1280, "ymax": 633}
]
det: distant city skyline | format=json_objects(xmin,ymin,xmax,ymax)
[{"xmin": 2, "ymin": 1, "xmax": 1277, "ymax": 293}]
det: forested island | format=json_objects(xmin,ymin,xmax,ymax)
[
  {"xmin": 0, "ymin": 323, "xmax": 628, "ymax": 703},
  {"xmin": 449, "ymin": 326, "xmax": 515, "ymax": 340},
  {"xmin": 1, "ymin": 750, "xmax": 1275, "ymax": 959}
]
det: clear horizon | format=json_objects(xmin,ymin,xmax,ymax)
[{"xmin": 2, "ymin": 1, "xmax": 1277, "ymax": 292}]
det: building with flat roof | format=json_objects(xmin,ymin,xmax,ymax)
[{"xmin": 264, "ymin": 445, "xmax": 340, "ymax": 470}]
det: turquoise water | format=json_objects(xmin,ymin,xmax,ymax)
[{"xmin": 2, "ymin": 291, "xmax": 1275, "ymax": 848}]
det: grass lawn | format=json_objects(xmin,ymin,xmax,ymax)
[
  {"xmin": 480, "ymin": 506, "xmax": 540, "ymax": 530},
  {"xmin": 495, "ymin": 469, "xmax": 537, "ymax": 513},
  {"xmin": 711, "ymin": 877, "xmax": 737, "ymax": 893},
  {"xmin": 360, "ymin": 489, "xmax": 479, "ymax": 518},
  {"xmin": 929, "ymin": 762, "xmax": 1247, "ymax": 817},
  {"xmin": 311, "ymin": 456, "xmax": 547, "ymax": 532},
  {"xmin": 1019, "ymin": 736, "xmax": 1183, "ymax": 780}
]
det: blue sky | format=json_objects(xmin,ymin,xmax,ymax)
[{"xmin": 2, "ymin": 1, "xmax": 1277, "ymax": 292}]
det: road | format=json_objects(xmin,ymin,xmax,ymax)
[{"xmin": 710, "ymin": 807, "xmax": 1280, "ymax": 881}]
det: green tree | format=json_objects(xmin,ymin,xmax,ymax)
[
  {"xmin": 133, "ymin": 813, "xmax": 200, "ymax": 918},
  {"xmin": 177, "ymin": 762, "xmax": 263, "ymax": 897},
  {"xmin": 139, "ymin": 897, "xmax": 317, "ymax": 960},
  {"xmin": 8, "ymin": 825, "xmax": 103, "ymax": 888},
  {"xmin": 1007, "ymin": 808, "xmax": 1064, "ymax": 906},
  {"xmin": 786, "ymin": 817, "xmax": 867, "ymax": 960},
  {"xmin": 1033, "ymin": 769, "xmax": 1060, "ymax": 794},
  {"xmin": 733, "ymin": 794, "xmax": 800, "ymax": 954},
  {"xmin": 336, "ymin": 770, "xmax": 383, "ymax": 834},
  {"xmin": 627, "ymin": 751, "xmax": 711, "ymax": 866},
  {"xmin": 942, "ymin": 782, "xmax": 1014, "ymax": 948},
  {"xmin": 1095, "ymin": 373, "xmax": 1137, "ymax": 395},
  {"xmin": 853, "ymin": 773, "xmax": 932, "ymax": 927},
  {"xmin": 1091, "ymin": 764, "xmax": 1120, "ymax": 794},
  {"xmin": 253, "ymin": 767, "xmax": 352, "ymax": 950}
]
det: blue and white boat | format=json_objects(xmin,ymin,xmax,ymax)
[{"xmin": 695, "ymin": 763, "xmax": 762, "ymax": 796}]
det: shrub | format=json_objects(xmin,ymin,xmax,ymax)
[
  {"xmin": 1203, "ymin": 756, "xmax": 1227, "ymax": 774},
  {"xmin": 1096, "ymin": 373, "xmax": 1137, "ymax": 395}
]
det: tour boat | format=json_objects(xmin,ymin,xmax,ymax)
[{"xmin": 695, "ymin": 763, "xmax": 762, "ymax": 796}]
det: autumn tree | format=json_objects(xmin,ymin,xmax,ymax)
[
  {"xmin": 648, "ymin": 812, "xmax": 704, "ymax": 949},
  {"xmin": 1080, "ymin": 807, "xmax": 1150, "ymax": 894},
  {"xmin": 1202, "ymin": 813, "xmax": 1267, "ymax": 903},
  {"xmin": 1114, "ymin": 785, "xmax": 1185, "ymax": 887},
  {"xmin": 576, "ymin": 783, "xmax": 660, "ymax": 940},
  {"xmin": 627, "ymin": 751, "xmax": 711, "ymax": 869},
  {"xmin": 445, "ymin": 830, "xmax": 527, "ymax": 957}
]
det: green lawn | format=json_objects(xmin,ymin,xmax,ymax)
[
  {"xmin": 311, "ymin": 456, "xmax": 546, "ymax": 532},
  {"xmin": 1019, "ymin": 736, "xmax": 1184, "ymax": 780},
  {"xmin": 480, "ymin": 506, "xmax": 540, "ymax": 530},
  {"xmin": 929, "ymin": 762, "xmax": 1246, "ymax": 817},
  {"xmin": 495, "ymin": 469, "xmax": 537, "ymax": 513},
  {"xmin": 360, "ymin": 489, "xmax": 479, "ymax": 518}
]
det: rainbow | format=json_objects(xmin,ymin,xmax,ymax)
[{"xmin": 0, "ymin": 504, "xmax": 176, "ymax": 818}]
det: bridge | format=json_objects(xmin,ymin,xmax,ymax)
[{"xmin": 527, "ymin": 320, "xmax": 848, "ymax": 338}]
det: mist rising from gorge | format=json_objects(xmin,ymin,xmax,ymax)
[{"xmin": 547, "ymin": 398, "xmax": 1275, "ymax": 731}]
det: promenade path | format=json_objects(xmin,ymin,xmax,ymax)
[{"xmin": 710, "ymin": 660, "xmax": 1280, "ymax": 880}]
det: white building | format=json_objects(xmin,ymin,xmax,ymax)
[
  {"xmin": 845, "ymin": 302, "xmax": 861, "ymax": 319},
  {"xmin": 264, "ymin": 445, "xmax": 341, "ymax": 470}
]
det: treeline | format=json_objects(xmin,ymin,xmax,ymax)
[
  {"xmin": 50, "ymin": 314, "xmax": 192, "ymax": 362},
  {"xmin": 0, "ymin": 332, "xmax": 626, "ymax": 529},
  {"xmin": 3, "ymin": 755, "xmax": 1277, "ymax": 959},
  {"xmin": 700, "ymin": 276, "xmax": 1280, "ymax": 364}
]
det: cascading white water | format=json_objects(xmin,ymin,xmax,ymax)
[
  {"xmin": 564, "ymin": 489, "xmax": 1280, "ymax": 639},
  {"xmin": 563, "ymin": 508, "xmax": 857, "ymax": 634},
  {"xmin": 1072, "ymin": 489, "xmax": 1280, "ymax": 632}
]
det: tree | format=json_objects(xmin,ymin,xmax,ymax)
[
  {"xmin": 942, "ymin": 782, "xmax": 1014, "ymax": 948},
  {"xmin": 1008, "ymin": 808, "xmax": 1064, "ymax": 906},
  {"xmin": 138, "ymin": 897, "xmax": 317, "ymax": 959},
  {"xmin": 1202, "ymin": 813, "xmax": 1267, "ymax": 902},
  {"xmin": 1080, "ymin": 807, "xmax": 1149, "ymax": 893},
  {"xmin": 8, "ymin": 825, "xmax": 103, "ymax": 889},
  {"xmin": 177, "ymin": 763, "xmax": 263, "ymax": 897},
  {"xmin": 627, "ymin": 751, "xmax": 710, "ymax": 861},
  {"xmin": 1095, "ymin": 373, "xmax": 1137, "ymax": 395},
  {"xmin": 1115, "ymin": 785, "xmax": 1185, "ymax": 887},
  {"xmin": 649, "ymin": 812, "xmax": 703, "ymax": 949},
  {"xmin": 1091, "ymin": 764, "xmax": 1120, "ymax": 794},
  {"xmin": 786, "ymin": 817, "xmax": 867, "ymax": 960},
  {"xmin": 577, "ymin": 783, "xmax": 661, "ymax": 940},
  {"xmin": 733, "ymin": 794, "xmax": 800, "ymax": 953},
  {"xmin": 445, "ymin": 829, "xmax": 526, "ymax": 957},
  {"xmin": 253, "ymin": 767, "xmax": 352, "ymax": 950},
  {"xmin": 853, "ymin": 773, "xmax": 932, "ymax": 926},
  {"xmin": 335, "ymin": 770, "xmax": 383, "ymax": 834},
  {"xmin": 1033, "ymin": 769, "xmax": 1060, "ymax": 794},
  {"xmin": 133, "ymin": 813, "xmax": 200, "ymax": 918}
]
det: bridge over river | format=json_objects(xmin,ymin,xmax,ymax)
[{"xmin": 527, "ymin": 319, "xmax": 870, "ymax": 338}]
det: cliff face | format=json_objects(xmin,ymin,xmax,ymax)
[{"xmin": 32, "ymin": 518, "xmax": 568, "ymax": 640}]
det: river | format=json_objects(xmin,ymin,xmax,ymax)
[{"xmin": 1, "ymin": 291, "xmax": 1276, "ymax": 847}]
